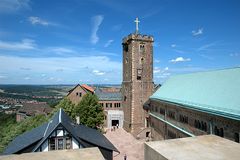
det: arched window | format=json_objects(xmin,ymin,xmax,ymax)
[
  {"xmin": 214, "ymin": 126, "xmax": 219, "ymax": 136},
  {"xmin": 219, "ymin": 128, "xmax": 224, "ymax": 137},
  {"xmin": 234, "ymin": 133, "xmax": 239, "ymax": 143},
  {"xmin": 139, "ymin": 44, "xmax": 145, "ymax": 52}
]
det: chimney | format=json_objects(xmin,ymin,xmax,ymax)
[{"xmin": 76, "ymin": 116, "xmax": 80, "ymax": 125}]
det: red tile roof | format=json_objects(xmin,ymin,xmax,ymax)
[{"xmin": 81, "ymin": 84, "xmax": 94, "ymax": 93}]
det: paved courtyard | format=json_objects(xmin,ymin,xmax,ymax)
[{"xmin": 104, "ymin": 128, "xmax": 144, "ymax": 160}]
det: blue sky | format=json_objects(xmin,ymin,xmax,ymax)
[{"xmin": 0, "ymin": 0, "xmax": 240, "ymax": 84}]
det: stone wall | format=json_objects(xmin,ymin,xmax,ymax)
[
  {"xmin": 122, "ymin": 33, "xmax": 154, "ymax": 136},
  {"xmin": 149, "ymin": 99, "xmax": 240, "ymax": 143},
  {"xmin": 67, "ymin": 85, "xmax": 87, "ymax": 105}
]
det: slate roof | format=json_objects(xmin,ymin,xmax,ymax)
[
  {"xmin": 3, "ymin": 108, "xmax": 119, "ymax": 154},
  {"xmin": 18, "ymin": 103, "xmax": 52, "ymax": 116},
  {"xmin": 3, "ymin": 122, "xmax": 48, "ymax": 154},
  {"xmin": 95, "ymin": 88, "xmax": 122, "ymax": 101},
  {"xmin": 150, "ymin": 67, "xmax": 240, "ymax": 121}
]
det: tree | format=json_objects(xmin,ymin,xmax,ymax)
[
  {"xmin": 0, "ymin": 113, "xmax": 49, "ymax": 153},
  {"xmin": 75, "ymin": 93, "xmax": 104, "ymax": 129},
  {"xmin": 55, "ymin": 97, "xmax": 76, "ymax": 119}
]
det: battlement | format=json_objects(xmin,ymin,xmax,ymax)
[{"xmin": 122, "ymin": 33, "xmax": 154, "ymax": 43}]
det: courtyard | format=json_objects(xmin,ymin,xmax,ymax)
[{"xmin": 104, "ymin": 128, "xmax": 145, "ymax": 160}]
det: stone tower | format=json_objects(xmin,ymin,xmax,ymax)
[{"xmin": 122, "ymin": 18, "xmax": 154, "ymax": 136}]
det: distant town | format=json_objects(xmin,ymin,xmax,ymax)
[{"xmin": 0, "ymin": 84, "xmax": 121, "ymax": 113}]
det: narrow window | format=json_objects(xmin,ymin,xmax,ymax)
[
  {"xmin": 219, "ymin": 128, "xmax": 224, "ymax": 137},
  {"xmin": 137, "ymin": 69, "xmax": 142, "ymax": 80},
  {"xmin": 123, "ymin": 44, "xmax": 128, "ymax": 52},
  {"xmin": 214, "ymin": 126, "xmax": 219, "ymax": 136},
  {"xmin": 168, "ymin": 111, "xmax": 175, "ymax": 119},
  {"xmin": 160, "ymin": 108, "xmax": 165, "ymax": 115},
  {"xmin": 234, "ymin": 133, "xmax": 239, "ymax": 143},
  {"xmin": 79, "ymin": 92, "xmax": 82, "ymax": 97},
  {"xmin": 49, "ymin": 138, "xmax": 56, "ymax": 150},
  {"xmin": 57, "ymin": 138, "xmax": 64, "ymax": 150},
  {"xmin": 66, "ymin": 137, "xmax": 72, "ymax": 149},
  {"xmin": 140, "ymin": 44, "xmax": 145, "ymax": 52},
  {"xmin": 76, "ymin": 92, "xmax": 78, "ymax": 96}
]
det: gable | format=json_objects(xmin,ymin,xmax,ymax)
[
  {"xmin": 67, "ymin": 85, "xmax": 88, "ymax": 104},
  {"xmin": 3, "ymin": 108, "xmax": 118, "ymax": 155}
]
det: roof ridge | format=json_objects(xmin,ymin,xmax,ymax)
[{"xmin": 172, "ymin": 67, "xmax": 240, "ymax": 78}]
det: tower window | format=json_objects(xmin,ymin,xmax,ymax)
[
  {"xmin": 123, "ymin": 44, "xmax": 128, "ymax": 52},
  {"xmin": 137, "ymin": 69, "xmax": 142, "ymax": 80},
  {"xmin": 140, "ymin": 44, "xmax": 145, "ymax": 52}
]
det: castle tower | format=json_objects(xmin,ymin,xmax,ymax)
[{"xmin": 122, "ymin": 18, "xmax": 154, "ymax": 136}]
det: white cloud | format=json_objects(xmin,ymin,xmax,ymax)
[
  {"xmin": 24, "ymin": 77, "xmax": 30, "ymax": 80},
  {"xmin": 154, "ymin": 66, "xmax": 171, "ymax": 82},
  {"xmin": 104, "ymin": 40, "xmax": 114, "ymax": 47},
  {"xmin": 153, "ymin": 67, "xmax": 161, "ymax": 73},
  {"xmin": 155, "ymin": 59, "xmax": 160, "ymax": 63},
  {"xmin": 92, "ymin": 70, "xmax": 105, "ymax": 76},
  {"xmin": 154, "ymin": 66, "xmax": 169, "ymax": 74},
  {"xmin": 0, "ymin": 0, "xmax": 30, "ymax": 13},
  {"xmin": 170, "ymin": 57, "xmax": 191, "ymax": 63},
  {"xmin": 48, "ymin": 47, "xmax": 76, "ymax": 55},
  {"xmin": 197, "ymin": 42, "xmax": 217, "ymax": 51},
  {"xmin": 0, "ymin": 39, "xmax": 36, "ymax": 50},
  {"xmin": 192, "ymin": 28, "xmax": 203, "ymax": 36},
  {"xmin": 171, "ymin": 44, "xmax": 176, "ymax": 48},
  {"xmin": 90, "ymin": 15, "xmax": 104, "ymax": 44},
  {"xmin": 28, "ymin": 16, "xmax": 51, "ymax": 26},
  {"xmin": 230, "ymin": 53, "xmax": 239, "ymax": 57},
  {"xmin": 20, "ymin": 67, "xmax": 31, "ymax": 70},
  {"xmin": 0, "ymin": 55, "xmax": 121, "ymax": 84},
  {"xmin": 0, "ymin": 75, "xmax": 7, "ymax": 79}
]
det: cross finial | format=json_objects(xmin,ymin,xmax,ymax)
[{"xmin": 134, "ymin": 17, "xmax": 140, "ymax": 34}]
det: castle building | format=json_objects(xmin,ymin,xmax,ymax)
[
  {"xmin": 67, "ymin": 84, "xmax": 94, "ymax": 105},
  {"xmin": 3, "ymin": 108, "xmax": 119, "ymax": 160},
  {"xmin": 144, "ymin": 68, "xmax": 240, "ymax": 143},
  {"xmin": 95, "ymin": 88, "xmax": 123, "ymax": 129},
  {"xmin": 122, "ymin": 18, "xmax": 154, "ymax": 136},
  {"xmin": 16, "ymin": 103, "xmax": 52, "ymax": 122},
  {"xmin": 67, "ymin": 85, "xmax": 123, "ymax": 129}
]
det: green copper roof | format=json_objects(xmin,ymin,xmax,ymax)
[{"xmin": 150, "ymin": 67, "xmax": 240, "ymax": 121}]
